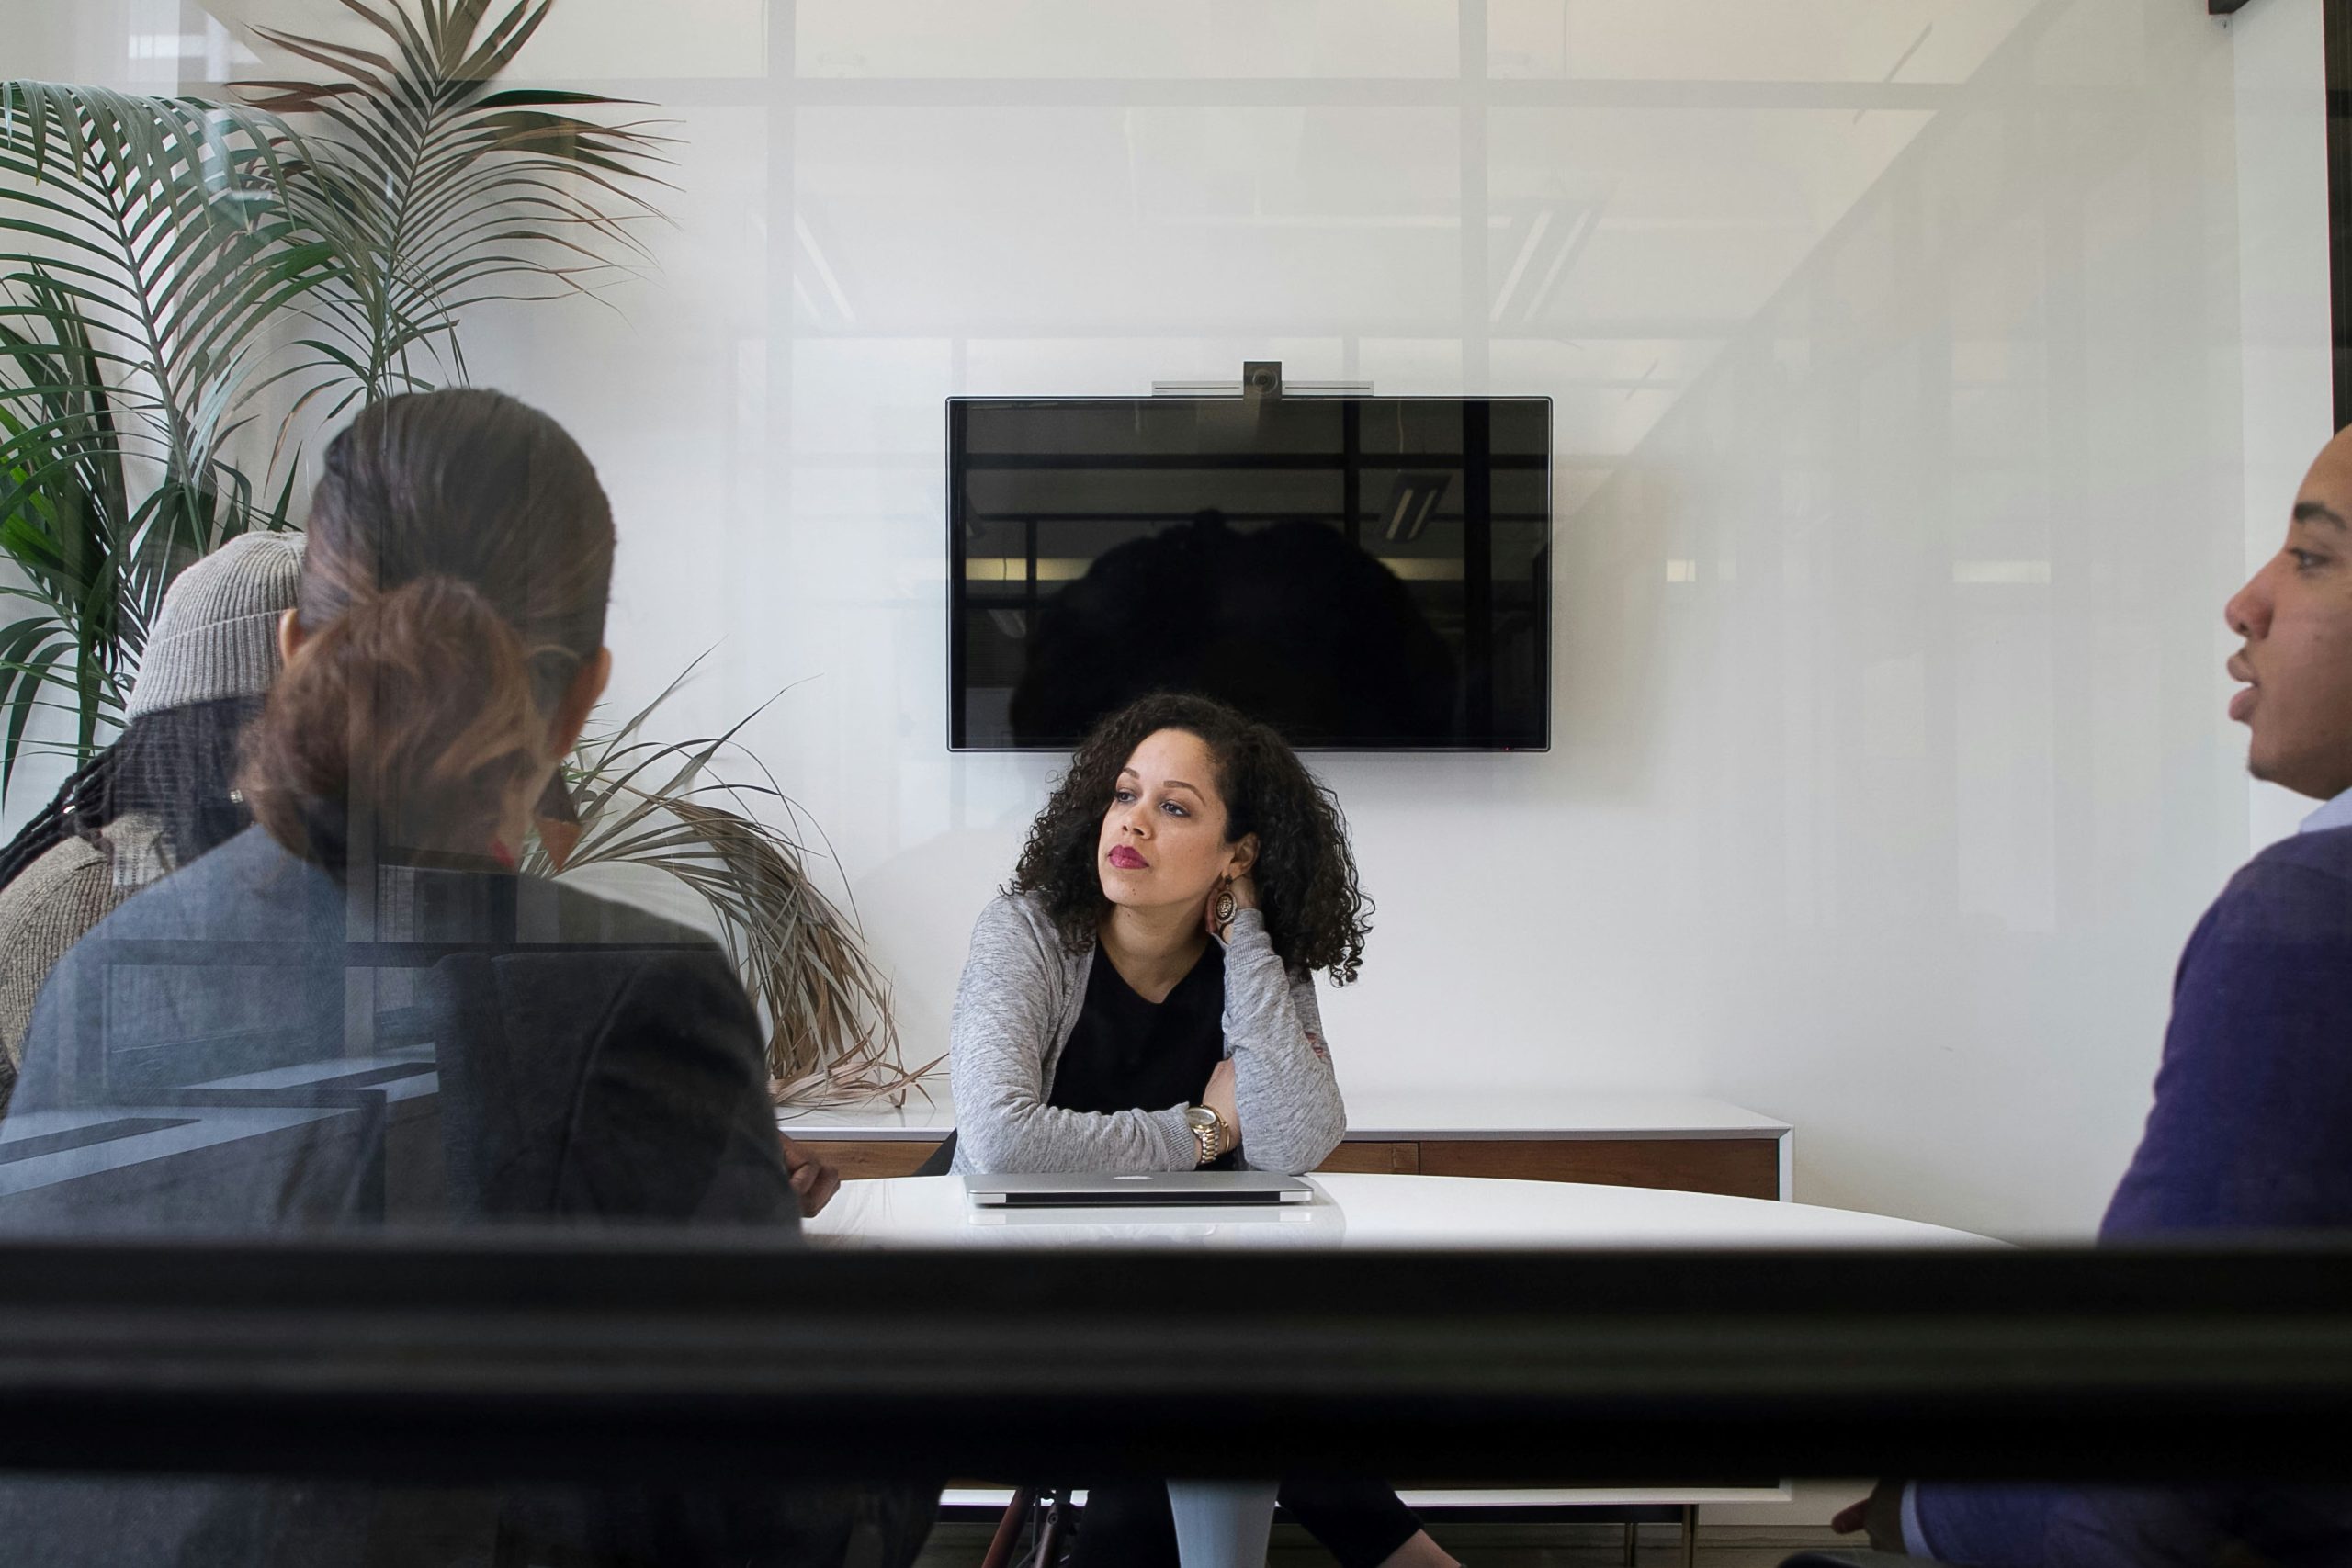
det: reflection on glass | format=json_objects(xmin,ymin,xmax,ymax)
[{"xmin": 949, "ymin": 396, "xmax": 1551, "ymax": 750}]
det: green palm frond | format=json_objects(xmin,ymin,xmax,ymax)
[
  {"xmin": 527, "ymin": 670, "xmax": 927, "ymax": 1111},
  {"xmin": 0, "ymin": 272, "xmax": 138, "ymax": 791},
  {"xmin": 236, "ymin": 0, "xmax": 673, "ymax": 409},
  {"xmin": 0, "ymin": 82, "xmax": 328, "ymax": 504},
  {"xmin": 0, "ymin": 84, "xmax": 320, "ymax": 791}
]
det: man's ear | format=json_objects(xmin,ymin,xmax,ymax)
[
  {"xmin": 547, "ymin": 647, "xmax": 613, "ymax": 761},
  {"xmin": 1227, "ymin": 833, "xmax": 1260, "ymax": 879}
]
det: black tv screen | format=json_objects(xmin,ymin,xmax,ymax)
[{"xmin": 947, "ymin": 396, "xmax": 1552, "ymax": 751}]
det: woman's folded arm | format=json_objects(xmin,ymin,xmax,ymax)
[{"xmin": 1218, "ymin": 908, "xmax": 1346, "ymax": 1174}]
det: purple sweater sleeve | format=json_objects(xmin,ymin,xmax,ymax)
[
  {"xmin": 2101, "ymin": 844, "xmax": 2352, "ymax": 1236},
  {"xmin": 1915, "ymin": 836, "xmax": 2352, "ymax": 1565}
]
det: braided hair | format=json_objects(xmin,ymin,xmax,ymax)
[{"xmin": 0, "ymin": 696, "xmax": 266, "ymax": 892}]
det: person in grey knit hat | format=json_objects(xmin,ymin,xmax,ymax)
[{"xmin": 0, "ymin": 531, "xmax": 305, "ymax": 1099}]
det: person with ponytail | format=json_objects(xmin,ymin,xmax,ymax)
[
  {"xmin": 0, "ymin": 389, "xmax": 930, "ymax": 1566},
  {"xmin": 0, "ymin": 531, "xmax": 301, "ymax": 1103}
]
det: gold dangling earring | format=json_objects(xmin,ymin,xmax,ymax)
[{"xmin": 1214, "ymin": 877, "xmax": 1237, "ymax": 927}]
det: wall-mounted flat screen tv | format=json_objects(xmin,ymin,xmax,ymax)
[{"xmin": 947, "ymin": 396, "xmax": 1552, "ymax": 751}]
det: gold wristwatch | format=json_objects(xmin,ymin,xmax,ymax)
[{"xmin": 1183, "ymin": 1104, "xmax": 1226, "ymax": 1166}]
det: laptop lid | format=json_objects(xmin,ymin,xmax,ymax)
[{"xmin": 964, "ymin": 1171, "xmax": 1314, "ymax": 1208}]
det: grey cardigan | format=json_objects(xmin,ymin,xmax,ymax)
[{"xmin": 947, "ymin": 891, "xmax": 1347, "ymax": 1175}]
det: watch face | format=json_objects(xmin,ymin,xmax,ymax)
[{"xmin": 1183, "ymin": 1106, "xmax": 1215, "ymax": 1130}]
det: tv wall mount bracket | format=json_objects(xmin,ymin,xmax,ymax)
[{"xmin": 1150, "ymin": 361, "xmax": 1374, "ymax": 400}]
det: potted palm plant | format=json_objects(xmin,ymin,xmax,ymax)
[
  {"xmin": 1, "ymin": 0, "xmax": 667, "ymax": 787},
  {"xmin": 0, "ymin": 0, "xmax": 916, "ymax": 1104}
]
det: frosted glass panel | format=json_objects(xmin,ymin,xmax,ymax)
[
  {"xmin": 1489, "ymin": 0, "xmax": 2041, "ymax": 85},
  {"xmin": 798, "ymin": 1, "xmax": 1461, "ymax": 79},
  {"xmin": 44, "ymin": 0, "xmax": 2292, "ymax": 1243},
  {"xmin": 795, "ymin": 108, "xmax": 1461, "ymax": 334}
]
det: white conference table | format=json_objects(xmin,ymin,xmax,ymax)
[
  {"xmin": 804, "ymin": 1171, "xmax": 1992, "ymax": 1251},
  {"xmin": 807, "ymin": 1174, "xmax": 1994, "ymax": 1568}
]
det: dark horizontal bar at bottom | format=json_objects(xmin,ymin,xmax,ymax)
[
  {"xmin": 933, "ymin": 1501, "xmax": 1695, "ymax": 1526},
  {"xmin": 0, "ymin": 1237, "xmax": 2346, "ymax": 1487}
]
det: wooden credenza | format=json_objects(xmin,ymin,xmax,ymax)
[{"xmin": 780, "ymin": 1090, "xmax": 1792, "ymax": 1201}]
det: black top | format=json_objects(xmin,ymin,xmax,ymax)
[{"xmin": 1049, "ymin": 939, "xmax": 1238, "ymax": 1168}]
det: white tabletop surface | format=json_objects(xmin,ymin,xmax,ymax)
[
  {"xmin": 803, "ymin": 1173, "xmax": 1988, "ymax": 1250},
  {"xmin": 777, "ymin": 1089, "xmax": 1790, "ymax": 1141}
]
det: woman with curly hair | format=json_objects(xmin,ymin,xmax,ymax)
[
  {"xmin": 948, "ymin": 690, "xmax": 1363, "ymax": 1177},
  {"xmin": 946, "ymin": 692, "xmax": 1460, "ymax": 1568}
]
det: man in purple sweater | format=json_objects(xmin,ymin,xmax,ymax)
[{"xmin": 1835, "ymin": 429, "xmax": 2352, "ymax": 1565}]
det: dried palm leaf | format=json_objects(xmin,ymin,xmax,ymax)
[{"xmin": 525, "ymin": 660, "xmax": 933, "ymax": 1110}]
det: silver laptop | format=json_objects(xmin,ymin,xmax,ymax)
[{"xmin": 964, "ymin": 1171, "xmax": 1315, "ymax": 1208}]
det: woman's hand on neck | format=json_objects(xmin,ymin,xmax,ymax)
[{"xmin": 1099, "ymin": 897, "xmax": 1212, "ymax": 1005}]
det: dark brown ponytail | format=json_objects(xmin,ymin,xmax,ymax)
[{"xmin": 240, "ymin": 389, "xmax": 616, "ymax": 864}]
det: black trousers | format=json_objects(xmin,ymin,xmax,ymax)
[{"xmin": 1065, "ymin": 1476, "xmax": 1421, "ymax": 1568}]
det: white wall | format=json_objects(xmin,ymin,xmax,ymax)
[
  {"xmin": 27, "ymin": 0, "xmax": 2334, "ymax": 1241},
  {"xmin": 4, "ymin": 1, "xmax": 175, "ymax": 86}
]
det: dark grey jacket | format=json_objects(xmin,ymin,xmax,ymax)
[{"xmin": 0, "ymin": 825, "xmax": 927, "ymax": 1566}]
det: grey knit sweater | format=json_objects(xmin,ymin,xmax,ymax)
[
  {"xmin": 946, "ymin": 891, "xmax": 1347, "ymax": 1175},
  {"xmin": 0, "ymin": 813, "xmax": 173, "ymax": 1087}
]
